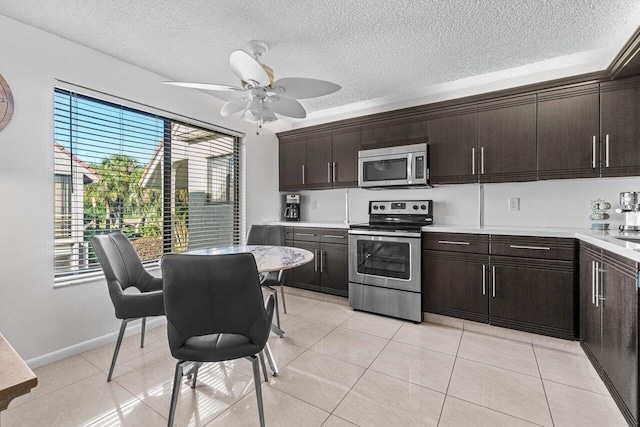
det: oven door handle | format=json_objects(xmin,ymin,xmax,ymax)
[{"xmin": 348, "ymin": 229, "xmax": 421, "ymax": 238}]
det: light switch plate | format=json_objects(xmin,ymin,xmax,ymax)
[{"xmin": 508, "ymin": 197, "xmax": 520, "ymax": 212}]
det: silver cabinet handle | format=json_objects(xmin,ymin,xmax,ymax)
[
  {"xmin": 472, "ymin": 147, "xmax": 475, "ymax": 175},
  {"xmin": 323, "ymin": 235, "xmax": 345, "ymax": 239},
  {"xmin": 492, "ymin": 266, "xmax": 496, "ymax": 298},
  {"xmin": 327, "ymin": 162, "xmax": 331, "ymax": 183},
  {"xmin": 332, "ymin": 162, "xmax": 336, "ymax": 182},
  {"xmin": 482, "ymin": 265, "xmax": 486, "ymax": 296},
  {"xmin": 605, "ymin": 134, "xmax": 610, "ymax": 167},
  {"xmin": 438, "ymin": 241, "xmax": 470, "ymax": 245},
  {"xmin": 481, "ymin": 147, "xmax": 485, "ymax": 174},
  {"xmin": 509, "ymin": 245, "xmax": 550, "ymax": 251},
  {"xmin": 314, "ymin": 250, "xmax": 318, "ymax": 272},
  {"xmin": 592, "ymin": 136, "xmax": 596, "ymax": 168},
  {"xmin": 320, "ymin": 250, "xmax": 324, "ymax": 273},
  {"xmin": 296, "ymin": 233, "xmax": 316, "ymax": 237},
  {"xmin": 302, "ymin": 164, "xmax": 305, "ymax": 184},
  {"xmin": 591, "ymin": 261, "xmax": 596, "ymax": 305},
  {"xmin": 595, "ymin": 261, "xmax": 599, "ymax": 308}
]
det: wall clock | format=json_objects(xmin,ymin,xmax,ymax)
[{"xmin": 0, "ymin": 74, "xmax": 14, "ymax": 132}]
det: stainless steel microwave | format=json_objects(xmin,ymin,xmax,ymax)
[{"xmin": 358, "ymin": 143, "xmax": 429, "ymax": 188}]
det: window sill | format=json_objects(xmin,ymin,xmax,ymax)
[{"xmin": 53, "ymin": 261, "xmax": 161, "ymax": 288}]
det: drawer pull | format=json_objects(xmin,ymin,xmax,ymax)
[
  {"xmin": 438, "ymin": 240, "xmax": 470, "ymax": 245},
  {"xmin": 509, "ymin": 245, "xmax": 550, "ymax": 251},
  {"xmin": 323, "ymin": 235, "xmax": 345, "ymax": 239},
  {"xmin": 296, "ymin": 233, "xmax": 316, "ymax": 237}
]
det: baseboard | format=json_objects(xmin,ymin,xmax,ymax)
[{"xmin": 25, "ymin": 316, "xmax": 167, "ymax": 369}]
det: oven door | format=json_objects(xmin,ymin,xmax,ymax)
[{"xmin": 348, "ymin": 232, "xmax": 421, "ymax": 292}]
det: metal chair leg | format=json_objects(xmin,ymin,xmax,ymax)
[
  {"xmin": 167, "ymin": 362, "xmax": 184, "ymax": 427},
  {"xmin": 273, "ymin": 289, "xmax": 281, "ymax": 329},
  {"xmin": 251, "ymin": 356, "xmax": 266, "ymax": 427},
  {"xmin": 190, "ymin": 362, "xmax": 202, "ymax": 389},
  {"xmin": 280, "ymin": 284, "xmax": 287, "ymax": 314},
  {"xmin": 107, "ymin": 319, "xmax": 129, "ymax": 382},
  {"xmin": 258, "ymin": 351, "xmax": 269, "ymax": 383},
  {"xmin": 264, "ymin": 342, "xmax": 278, "ymax": 376},
  {"xmin": 140, "ymin": 317, "xmax": 146, "ymax": 348}
]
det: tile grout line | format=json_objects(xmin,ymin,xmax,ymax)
[
  {"xmin": 532, "ymin": 344, "xmax": 556, "ymax": 427},
  {"xmin": 437, "ymin": 326, "xmax": 464, "ymax": 426}
]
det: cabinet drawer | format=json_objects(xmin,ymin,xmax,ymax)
[
  {"xmin": 294, "ymin": 227, "xmax": 320, "ymax": 242},
  {"xmin": 422, "ymin": 232, "xmax": 489, "ymax": 254},
  {"xmin": 284, "ymin": 227, "xmax": 295, "ymax": 242},
  {"xmin": 320, "ymin": 228, "xmax": 348, "ymax": 245},
  {"xmin": 490, "ymin": 235, "xmax": 575, "ymax": 261}
]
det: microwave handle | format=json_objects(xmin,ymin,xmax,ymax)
[{"xmin": 407, "ymin": 152, "xmax": 413, "ymax": 185}]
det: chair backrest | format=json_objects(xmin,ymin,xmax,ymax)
[
  {"xmin": 246, "ymin": 225, "xmax": 284, "ymax": 246},
  {"xmin": 91, "ymin": 232, "xmax": 161, "ymax": 296},
  {"xmin": 162, "ymin": 253, "xmax": 272, "ymax": 353}
]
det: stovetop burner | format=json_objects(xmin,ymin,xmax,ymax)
[
  {"xmin": 349, "ymin": 223, "xmax": 425, "ymax": 233},
  {"xmin": 350, "ymin": 199, "xmax": 433, "ymax": 233}
]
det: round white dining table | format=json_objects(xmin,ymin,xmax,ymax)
[{"xmin": 185, "ymin": 245, "xmax": 314, "ymax": 273}]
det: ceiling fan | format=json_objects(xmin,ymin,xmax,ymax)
[{"xmin": 163, "ymin": 40, "xmax": 341, "ymax": 133}]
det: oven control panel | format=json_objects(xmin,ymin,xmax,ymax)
[{"xmin": 369, "ymin": 200, "xmax": 432, "ymax": 214}]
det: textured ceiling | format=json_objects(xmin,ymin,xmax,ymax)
[{"xmin": 2, "ymin": 0, "xmax": 640, "ymax": 123}]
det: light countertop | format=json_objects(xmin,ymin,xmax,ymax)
[{"xmin": 263, "ymin": 220, "xmax": 350, "ymax": 229}]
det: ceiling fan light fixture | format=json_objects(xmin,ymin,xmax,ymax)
[{"xmin": 261, "ymin": 106, "xmax": 277, "ymax": 124}]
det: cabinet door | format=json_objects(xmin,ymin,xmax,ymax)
[
  {"xmin": 600, "ymin": 253, "xmax": 638, "ymax": 422},
  {"xmin": 490, "ymin": 256, "xmax": 575, "ymax": 339},
  {"xmin": 537, "ymin": 84, "xmax": 600, "ymax": 180},
  {"xmin": 477, "ymin": 94, "xmax": 537, "ymax": 183},
  {"xmin": 331, "ymin": 125, "xmax": 361, "ymax": 188},
  {"xmin": 279, "ymin": 135, "xmax": 306, "ymax": 191},
  {"xmin": 305, "ymin": 130, "xmax": 333, "ymax": 189},
  {"xmin": 427, "ymin": 105, "xmax": 478, "ymax": 184},
  {"xmin": 292, "ymin": 241, "xmax": 320, "ymax": 291},
  {"xmin": 601, "ymin": 77, "xmax": 640, "ymax": 177},
  {"xmin": 579, "ymin": 246, "xmax": 601, "ymax": 360},
  {"xmin": 422, "ymin": 251, "xmax": 489, "ymax": 323},
  {"xmin": 320, "ymin": 243, "xmax": 349, "ymax": 297},
  {"xmin": 360, "ymin": 115, "xmax": 428, "ymax": 150}
]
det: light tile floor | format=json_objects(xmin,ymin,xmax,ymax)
[{"xmin": 1, "ymin": 293, "xmax": 628, "ymax": 427}]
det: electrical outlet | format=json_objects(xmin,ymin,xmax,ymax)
[{"xmin": 508, "ymin": 197, "xmax": 520, "ymax": 212}]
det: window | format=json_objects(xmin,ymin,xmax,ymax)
[{"xmin": 53, "ymin": 88, "xmax": 242, "ymax": 280}]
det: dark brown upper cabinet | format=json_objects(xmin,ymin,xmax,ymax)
[
  {"xmin": 279, "ymin": 134, "xmax": 306, "ymax": 191},
  {"xmin": 537, "ymin": 83, "xmax": 600, "ymax": 180},
  {"xmin": 600, "ymin": 76, "xmax": 640, "ymax": 177},
  {"xmin": 477, "ymin": 94, "xmax": 537, "ymax": 183},
  {"xmin": 305, "ymin": 130, "xmax": 333, "ymax": 190},
  {"xmin": 331, "ymin": 125, "xmax": 361, "ymax": 188},
  {"xmin": 360, "ymin": 115, "xmax": 428, "ymax": 150},
  {"xmin": 427, "ymin": 105, "xmax": 478, "ymax": 184}
]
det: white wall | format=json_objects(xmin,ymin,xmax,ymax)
[
  {"xmin": 271, "ymin": 177, "xmax": 640, "ymax": 230},
  {"xmin": 0, "ymin": 15, "xmax": 281, "ymax": 364}
]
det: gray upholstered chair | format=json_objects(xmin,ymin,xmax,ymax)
[
  {"xmin": 162, "ymin": 253, "xmax": 274, "ymax": 427},
  {"xmin": 247, "ymin": 224, "xmax": 287, "ymax": 328},
  {"xmin": 91, "ymin": 231, "xmax": 164, "ymax": 382}
]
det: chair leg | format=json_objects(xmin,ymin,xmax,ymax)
[
  {"xmin": 272, "ymin": 289, "xmax": 281, "ymax": 329},
  {"xmin": 167, "ymin": 362, "xmax": 184, "ymax": 427},
  {"xmin": 280, "ymin": 284, "xmax": 287, "ymax": 314},
  {"xmin": 191, "ymin": 362, "xmax": 202, "ymax": 389},
  {"xmin": 251, "ymin": 356, "xmax": 266, "ymax": 427},
  {"xmin": 107, "ymin": 319, "xmax": 129, "ymax": 382},
  {"xmin": 140, "ymin": 317, "xmax": 146, "ymax": 348},
  {"xmin": 258, "ymin": 351, "xmax": 269, "ymax": 383},
  {"xmin": 264, "ymin": 342, "xmax": 278, "ymax": 376}
]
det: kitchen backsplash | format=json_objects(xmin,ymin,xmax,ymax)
[{"xmin": 280, "ymin": 176, "xmax": 640, "ymax": 229}]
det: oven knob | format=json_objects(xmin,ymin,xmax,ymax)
[
  {"xmin": 421, "ymin": 205, "xmax": 427, "ymax": 210},
  {"xmin": 380, "ymin": 206, "xmax": 385, "ymax": 210},
  {"xmin": 413, "ymin": 205, "xmax": 419, "ymax": 210},
  {"xmin": 373, "ymin": 205, "xmax": 378, "ymax": 210}
]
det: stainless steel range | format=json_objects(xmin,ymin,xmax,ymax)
[{"xmin": 348, "ymin": 200, "xmax": 433, "ymax": 322}]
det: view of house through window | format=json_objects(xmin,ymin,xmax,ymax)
[{"xmin": 53, "ymin": 89, "xmax": 241, "ymax": 278}]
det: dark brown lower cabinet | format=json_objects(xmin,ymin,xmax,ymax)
[
  {"xmin": 580, "ymin": 243, "xmax": 638, "ymax": 426},
  {"xmin": 422, "ymin": 233, "xmax": 576, "ymax": 340},
  {"xmin": 490, "ymin": 256, "xmax": 575, "ymax": 339},
  {"xmin": 422, "ymin": 251, "xmax": 489, "ymax": 323},
  {"xmin": 287, "ymin": 227, "xmax": 349, "ymax": 297}
]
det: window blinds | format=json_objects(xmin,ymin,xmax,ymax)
[{"xmin": 53, "ymin": 88, "xmax": 241, "ymax": 278}]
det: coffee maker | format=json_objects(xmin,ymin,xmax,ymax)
[
  {"xmin": 284, "ymin": 194, "xmax": 301, "ymax": 222},
  {"xmin": 616, "ymin": 192, "xmax": 640, "ymax": 232}
]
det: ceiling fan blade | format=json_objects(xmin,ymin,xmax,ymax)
[
  {"xmin": 162, "ymin": 81, "xmax": 245, "ymax": 92},
  {"xmin": 270, "ymin": 97, "xmax": 307, "ymax": 119},
  {"xmin": 271, "ymin": 78, "xmax": 341, "ymax": 99},
  {"xmin": 220, "ymin": 98, "xmax": 248, "ymax": 117},
  {"xmin": 229, "ymin": 50, "xmax": 270, "ymax": 86}
]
